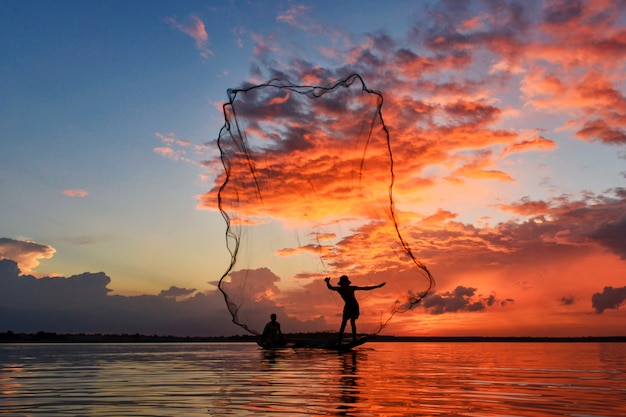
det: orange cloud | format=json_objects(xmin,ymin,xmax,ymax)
[
  {"xmin": 276, "ymin": 4, "xmax": 321, "ymax": 32},
  {"xmin": 446, "ymin": 150, "xmax": 515, "ymax": 183},
  {"xmin": 422, "ymin": 209, "xmax": 458, "ymax": 225},
  {"xmin": 515, "ymin": 1, "xmax": 626, "ymax": 145},
  {"xmin": 0, "ymin": 237, "xmax": 56, "ymax": 275},
  {"xmin": 153, "ymin": 146, "xmax": 182, "ymax": 160},
  {"xmin": 154, "ymin": 132, "xmax": 208, "ymax": 164},
  {"xmin": 267, "ymin": 92, "xmax": 290, "ymax": 105},
  {"xmin": 501, "ymin": 136, "xmax": 557, "ymax": 157},
  {"xmin": 165, "ymin": 15, "xmax": 213, "ymax": 58},
  {"xmin": 276, "ymin": 244, "xmax": 324, "ymax": 257},
  {"xmin": 494, "ymin": 197, "xmax": 551, "ymax": 216},
  {"xmin": 461, "ymin": 16, "xmax": 485, "ymax": 31},
  {"xmin": 202, "ymin": 78, "xmax": 396, "ymax": 222},
  {"xmin": 576, "ymin": 119, "xmax": 626, "ymax": 145},
  {"xmin": 63, "ymin": 189, "xmax": 88, "ymax": 198}
]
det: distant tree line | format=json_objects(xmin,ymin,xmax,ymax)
[
  {"xmin": 0, "ymin": 331, "xmax": 257, "ymax": 343},
  {"xmin": 1, "ymin": 331, "xmax": 624, "ymax": 343}
]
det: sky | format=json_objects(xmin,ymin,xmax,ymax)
[{"xmin": 1, "ymin": 0, "xmax": 626, "ymax": 337}]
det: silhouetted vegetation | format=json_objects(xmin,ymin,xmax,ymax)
[
  {"xmin": 1, "ymin": 331, "xmax": 624, "ymax": 343},
  {"xmin": 0, "ymin": 331, "xmax": 256, "ymax": 343}
]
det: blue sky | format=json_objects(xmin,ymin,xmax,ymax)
[
  {"xmin": 1, "ymin": 0, "xmax": 626, "ymax": 337},
  {"xmin": 2, "ymin": 1, "xmax": 233, "ymax": 293}
]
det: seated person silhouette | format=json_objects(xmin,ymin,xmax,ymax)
[
  {"xmin": 261, "ymin": 313, "xmax": 285, "ymax": 348},
  {"xmin": 325, "ymin": 275, "xmax": 386, "ymax": 343}
]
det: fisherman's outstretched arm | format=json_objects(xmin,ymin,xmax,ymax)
[{"xmin": 356, "ymin": 282, "xmax": 386, "ymax": 291}]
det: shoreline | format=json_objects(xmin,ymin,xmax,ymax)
[{"xmin": 1, "ymin": 331, "xmax": 625, "ymax": 343}]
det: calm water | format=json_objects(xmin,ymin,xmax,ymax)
[{"xmin": 1, "ymin": 342, "xmax": 625, "ymax": 416}]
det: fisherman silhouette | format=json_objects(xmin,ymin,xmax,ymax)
[
  {"xmin": 261, "ymin": 313, "xmax": 285, "ymax": 348},
  {"xmin": 325, "ymin": 275, "xmax": 386, "ymax": 343}
]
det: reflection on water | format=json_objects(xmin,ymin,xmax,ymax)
[{"xmin": 1, "ymin": 342, "xmax": 625, "ymax": 416}]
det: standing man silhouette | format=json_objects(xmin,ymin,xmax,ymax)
[{"xmin": 325, "ymin": 275, "xmax": 385, "ymax": 343}]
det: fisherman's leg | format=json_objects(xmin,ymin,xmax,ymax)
[
  {"xmin": 339, "ymin": 318, "xmax": 347, "ymax": 341},
  {"xmin": 350, "ymin": 318, "xmax": 357, "ymax": 342}
]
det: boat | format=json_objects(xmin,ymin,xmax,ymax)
[{"xmin": 258, "ymin": 335, "xmax": 368, "ymax": 351}]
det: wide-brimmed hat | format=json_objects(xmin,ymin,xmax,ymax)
[{"xmin": 339, "ymin": 275, "xmax": 351, "ymax": 285}]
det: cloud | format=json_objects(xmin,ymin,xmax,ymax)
[
  {"xmin": 240, "ymin": 0, "xmax": 626, "ymax": 159},
  {"xmin": 153, "ymin": 146, "xmax": 182, "ymax": 160},
  {"xmin": 518, "ymin": 0, "xmax": 626, "ymax": 145},
  {"xmin": 159, "ymin": 286, "xmax": 197, "ymax": 299},
  {"xmin": 276, "ymin": 244, "xmax": 326, "ymax": 257},
  {"xmin": 63, "ymin": 189, "xmax": 88, "ymax": 198},
  {"xmin": 234, "ymin": 6, "xmax": 566, "ymax": 206},
  {"xmin": 587, "ymin": 215, "xmax": 626, "ymax": 259},
  {"xmin": 422, "ymin": 209, "xmax": 458, "ymax": 226},
  {"xmin": 591, "ymin": 286, "xmax": 626, "ymax": 313},
  {"xmin": 165, "ymin": 15, "xmax": 213, "ymax": 58},
  {"xmin": 447, "ymin": 152, "xmax": 515, "ymax": 183},
  {"xmin": 494, "ymin": 196, "xmax": 552, "ymax": 216},
  {"xmin": 558, "ymin": 295, "xmax": 575, "ymax": 306},
  {"xmin": 501, "ymin": 136, "xmax": 557, "ymax": 157},
  {"xmin": 0, "ymin": 238, "xmax": 56, "ymax": 275},
  {"xmin": 543, "ymin": 0, "xmax": 583, "ymax": 25},
  {"xmin": 576, "ymin": 119, "xmax": 626, "ymax": 145},
  {"xmin": 443, "ymin": 100, "xmax": 501, "ymax": 126},
  {"xmin": 276, "ymin": 4, "xmax": 321, "ymax": 32},
  {"xmin": 422, "ymin": 286, "xmax": 512, "ymax": 315},
  {"xmin": 154, "ymin": 132, "xmax": 209, "ymax": 164},
  {"xmin": 200, "ymin": 76, "xmax": 402, "ymax": 224},
  {"xmin": 0, "ymin": 259, "xmax": 277, "ymax": 336}
]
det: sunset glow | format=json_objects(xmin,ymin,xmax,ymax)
[{"xmin": 1, "ymin": 0, "xmax": 625, "ymax": 337}]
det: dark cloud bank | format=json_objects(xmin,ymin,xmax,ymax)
[
  {"xmin": 423, "ymin": 286, "xmax": 514, "ymax": 315},
  {"xmin": 0, "ymin": 259, "xmax": 328, "ymax": 336},
  {"xmin": 0, "ymin": 259, "xmax": 237, "ymax": 337},
  {"xmin": 592, "ymin": 286, "xmax": 626, "ymax": 314}
]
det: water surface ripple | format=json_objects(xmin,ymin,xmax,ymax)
[{"xmin": 1, "ymin": 342, "xmax": 624, "ymax": 416}]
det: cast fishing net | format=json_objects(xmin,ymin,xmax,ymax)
[{"xmin": 209, "ymin": 74, "xmax": 434, "ymax": 336}]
